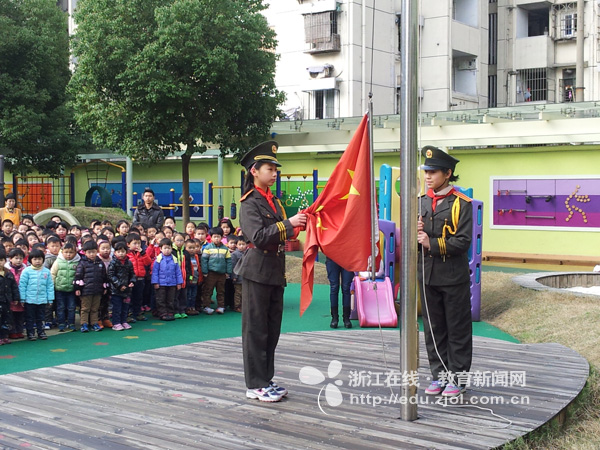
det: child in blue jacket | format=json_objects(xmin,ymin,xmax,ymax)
[
  {"xmin": 151, "ymin": 238, "xmax": 183, "ymax": 321},
  {"xmin": 19, "ymin": 249, "xmax": 55, "ymax": 341}
]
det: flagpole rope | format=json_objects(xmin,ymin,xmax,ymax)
[
  {"xmin": 367, "ymin": 0, "xmax": 397, "ymax": 398},
  {"xmin": 369, "ymin": 0, "xmax": 376, "ymax": 98}
]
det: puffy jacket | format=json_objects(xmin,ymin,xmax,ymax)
[
  {"xmin": 187, "ymin": 252, "xmax": 202, "ymax": 285},
  {"xmin": 172, "ymin": 245, "xmax": 188, "ymax": 287},
  {"xmin": 74, "ymin": 255, "xmax": 108, "ymax": 296},
  {"xmin": 127, "ymin": 250, "xmax": 152, "ymax": 279},
  {"xmin": 201, "ymin": 242, "xmax": 232, "ymax": 275},
  {"xmin": 133, "ymin": 203, "xmax": 165, "ymax": 230},
  {"xmin": 19, "ymin": 266, "xmax": 55, "ymax": 304},
  {"xmin": 151, "ymin": 253, "xmax": 183, "ymax": 287},
  {"xmin": 0, "ymin": 270, "xmax": 20, "ymax": 305},
  {"xmin": 44, "ymin": 252, "xmax": 58, "ymax": 270},
  {"xmin": 7, "ymin": 262, "xmax": 25, "ymax": 285},
  {"xmin": 108, "ymin": 256, "xmax": 136, "ymax": 296},
  {"xmin": 50, "ymin": 251, "xmax": 81, "ymax": 292}
]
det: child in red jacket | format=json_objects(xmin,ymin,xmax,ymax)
[{"xmin": 126, "ymin": 233, "xmax": 152, "ymax": 322}]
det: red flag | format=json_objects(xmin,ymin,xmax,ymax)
[{"xmin": 300, "ymin": 114, "xmax": 372, "ymax": 315}]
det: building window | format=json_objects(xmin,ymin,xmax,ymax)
[
  {"xmin": 313, "ymin": 90, "xmax": 336, "ymax": 119},
  {"xmin": 304, "ymin": 11, "xmax": 341, "ymax": 53},
  {"xmin": 552, "ymin": 4, "xmax": 577, "ymax": 39},
  {"xmin": 560, "ymin": 69, "xmax": 576, "ymax": 102},
  {"xmin": 561, "ymin": 13, "xmax": 577, "ymax": 38},
  {"xmin": 517, "ymin": 68, "xmax": 547, "ymax": 102}
]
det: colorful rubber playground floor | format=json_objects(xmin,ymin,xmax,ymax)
[{"xmin": 0, "ymin": 276, "xmax": 519, "ymax": 375}]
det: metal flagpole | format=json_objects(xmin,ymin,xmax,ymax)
[
  {"xmin": 399, "ymin": 0, "xmax": 419, "ymax": 421},
  {"xmin": 368, "ymin": 98, "xmax": 376, "ymax": 282}
]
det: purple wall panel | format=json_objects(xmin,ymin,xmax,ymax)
[{"xmin": 493, "ymin": 178, "xmax": 600, "ymax": 228}]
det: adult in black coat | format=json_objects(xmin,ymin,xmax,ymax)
[{"xmin": 133, "ymin": 188, "xmax": 165, "ymax": 230}]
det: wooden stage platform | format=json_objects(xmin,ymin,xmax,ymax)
[{"xmin": 0, "ymin": 330, "xmax": 589, "ymax": 449}]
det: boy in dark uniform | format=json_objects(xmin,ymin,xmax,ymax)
[
  {"xmin": 237, "ymin": 141, "xmax": 306, "ymax": 403},
  {"xmin": 417, "ymin": 146, "xmax": 473, "ymax": 397}
]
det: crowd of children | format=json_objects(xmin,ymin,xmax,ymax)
[{"xmin": 0, "ymin": 206, "xmax": 249, "ymax": 343}]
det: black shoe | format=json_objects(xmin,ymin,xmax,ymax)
[
  {"xmin": 330, "ymin": 307, "xmax": 339, "ymax": 329},
  {"xmin": 27, "ymin": 334, "xmax": 37, "ymax": 341},
  {"xmin": 342, "ymin": 307, "xmax": 353, "ymax": 329},
  {"xmin": 38, "ymin": 331, "xmax": 48, "ymax": 340}
]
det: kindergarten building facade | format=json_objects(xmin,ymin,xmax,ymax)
[{"xmin": 6, "ymin": 100, "xmax": 600, "ymax": 263}]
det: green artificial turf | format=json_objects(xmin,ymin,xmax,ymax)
[{"xmin": 0, "ymin": 283, "xmax": 516, "ymax": 375}]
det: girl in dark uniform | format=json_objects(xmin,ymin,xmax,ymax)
[
  {"xmin": 236, "ymin": 141, "xmax": 306, "ymax": 403},
  {"xmin": 417, "ymin": 146, "xmax": 473, "ymax": 398}
]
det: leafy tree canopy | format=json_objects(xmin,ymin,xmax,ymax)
[
  {"xmin": 70, "ymin": 0, "xmax": 284, "ymax": 160},
  {"xmin": 0, "ymin": 0, "xmax": 81, "ymax": 176}
]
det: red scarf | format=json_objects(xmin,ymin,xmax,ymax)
[
  {"xmin": 255, "ymin": 185, "xmax": 277, "ymax": 214},
  {"xmin": 426, "ymin": 187, "xmax": 455, "ymax": 212}
]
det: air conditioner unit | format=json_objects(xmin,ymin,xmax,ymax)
[{"xmin": 457, "ymin": 59, "xmax": 477, "ymax": 71}]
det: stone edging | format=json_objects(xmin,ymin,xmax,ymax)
[{"xmin": 512, "ymin": 272, "xmax": 600, "ymax": 297}]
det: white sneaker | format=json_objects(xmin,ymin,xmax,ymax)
[
  {"xmin": 216, "ymin": 307, "xmax": 225, "ymax": 314},
  {"xmin": 269, "ymin": 380, "xmax": 288, "ymax": 397},
  {"xmin": 203, "ymin": 307, "xmax": 214, "ymax": 315},
  {"xmin": 246, "ymin": 386, "xmax": 283, "ymax": 403}
]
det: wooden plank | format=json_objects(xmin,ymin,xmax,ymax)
[
  {"xmin": 482, "ymin": 251, "xmax": 597, "ymax": 265},
  {"xmin": 0, "ymin": 330, "xmax": 588, "ymax": 450}
]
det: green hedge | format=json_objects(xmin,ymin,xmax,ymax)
[{"xmin": 57, "ymin": 207, "xmax": 131, "ymax": 228}]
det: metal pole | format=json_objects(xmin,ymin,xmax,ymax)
[
  {"xmin": 368, "ymin": 100, "xmax": 376, "ymax": 282},
  {"xmin": 399, "ymin": 0, "xmax": 419, "ymax": 421},
  {"xmin": 126, "ymin": 157, "xmax": 133, "ymax": 217},
  {"xmin": 0, "ymin": 155, "xmax": 4, "ymax": 206},
  {"xmin": 218, "ymin": 155, "xmax": 224, "ymax": 205},
  {"xmin": 575, "ymin": 0, "xmax": 584, "ymax": 101}
]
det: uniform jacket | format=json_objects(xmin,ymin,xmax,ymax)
[
  {"xmin": 230, "ymin": 249, "xmax": 246, "ymax": 285},
  {"xmin": 50, "ymin": 251, "xmax": 81, "ymax": 292},
  {"xmin": 19, "ymin": 266, "xmax": 55, "ymax": 304},
  {"xmin": 201, "ymin": 242, "xmax": 232, "ymax": 275},
  {"xmin": 127, "ymin": 249, "xmax": 152, "ymax": 279},
  {"xmin": 151, "ymin": 253, "xmax": 184, "ymax": 287},
  {"xmin": 236, "ymin": 188, "xmax": 294, "ymax": 286},
  {"xmin": 418, "ymin": 190, "xmax": 473, "ymax": 286},
  {"xmin": 74, "ymin": 255, "xmax": 108, "ymax": 296},
  {"xmin": 133, "ymin": 203, "xmax": 165, "ymax": 230},
  {"xmin": 108, "ymin": 256, "xmax": 136, "ymax": 296}
]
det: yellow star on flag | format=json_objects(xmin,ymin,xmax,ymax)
[{"xmin": 340, "ymin": 169, "xmax": 360, "ymax": 200}]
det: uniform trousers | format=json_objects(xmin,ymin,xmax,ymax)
[
  {"xmin": 420, "ymin": 280, "xmax": 472, "ymax": 384},
  {"xmin": 242, "ymin": 278, "xmax": 284, "ymax": 389}
]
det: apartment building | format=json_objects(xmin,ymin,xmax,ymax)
[
  {"xmin": 495, "ymin": 0, "xmax": 598, "ymax": 107},
  {"xmin": 264, "ymin": 0, "xmax": 490, "ymax": 118},
  {"xmin": 266, "ymin": 0, "xmax": 600, "ymax": 117}
]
